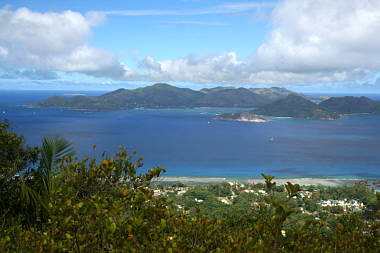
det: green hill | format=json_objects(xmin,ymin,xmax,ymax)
[
  {"xmin": 249, "ymin": 87, "xmax": 299, "ymax": 102},
  {"xmin": 197, "ymin": 87, "xmax": 268, "ymax": 107},
  {"xmin": 319, "ymin": 96, "xmax": 380, "ymax": 114},
  {"xmin": 36, "ymin": 85, "xmax": 380, "ymax": 120},
  {"xmin": 36, "ymin": 84, "xmax": 297, "ymax": 110},
  {"xmin": 252, "ymin": 94, "xmax": 339, "ymax": 120}
]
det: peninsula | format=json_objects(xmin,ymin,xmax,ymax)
[
  {"xmin": 218, "ymin": 94, "xmax": 380, "ymax": 121},
  {"xmin": 216, "ymin": 112, "xmax": 268, "ymax": 122}
]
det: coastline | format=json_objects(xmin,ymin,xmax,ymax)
[
  {"xmin": 158, "ymin": 176, "xmax": 380, "ymax": 189},
  {"xmin": 216, "ymin": 118, "xmax": 269, "ymax": 123}
]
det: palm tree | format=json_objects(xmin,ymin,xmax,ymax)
[
  {"xmin": 21, "ymin": 136, "xmax": 75, "ymax": 222},
  {"xmin": 38, "ymin": 136, "xmax": 76, "ymax": 200}
]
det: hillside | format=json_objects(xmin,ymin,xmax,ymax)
[
  {"xmin": 249, "ymin": 87, "xmax": 298, "ymax": 102},
  {"xmin": 36, "ymin": 84, "xmax": 297, "ymax": 110},
  {"xmin": 319, "ymin": 96, "xmax": 380, "ymax": 114},
  {"xmin": 197, "ymin": 87, "xmax": 268, "ymax": 107},
  {"xmin": 252, "ymin": 94, "xmax": 339, "ymax": 120}
]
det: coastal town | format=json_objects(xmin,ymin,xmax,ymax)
[{"xmin": 152, "ymin": 180, "xmax": 374, "ymax": 221}]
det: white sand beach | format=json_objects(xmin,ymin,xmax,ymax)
[{"xmin": 157, "ymin": 176, "xmax": 380, "ymax": 189}]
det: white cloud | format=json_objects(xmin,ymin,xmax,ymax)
[
  {"xmin": 253, "ymin": 0, "xmax": 380, "ymax": 83},
  {"xmin": 3, "ymin": 1, "xmax": 380, "ymax": 86},
  {"xmin": 139, "ymin": 53, "xmax": 251, "ymax": 84},
  {"xmin": 0, "ymin": 68, "xmax": 58, "ymax": 80},
  {"xmin": 0, "ymin": 6, "xmax": 133, "ymax": 80},
  {"xmin": 136, "ymin": 0, "xmax": 380, "ymax": 85},
  {"xmin": 0, "ymin": 46, "xmax": 8, "ymax": 59}
]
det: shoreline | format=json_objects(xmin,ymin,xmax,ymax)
[
  {"xmin": 216, "ymin": 118, "xmax": 269, "ymax": 123},
  {"xmin": 158, "ymin": 176, "xmax": 380, "ymax": 189}
]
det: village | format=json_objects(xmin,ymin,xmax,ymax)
[{"xmin": 152, "ymin": 181, "xmax": 369, "ymax": 217}]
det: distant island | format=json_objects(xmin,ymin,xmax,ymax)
[
  {"xmin": 35, "ymin": 83, "xmax": 380, "ymax": 121},
  {"xmin": 218, "ymin": 94, "xmax": 380, "ymax": 121},
  {"xmin": 318, "ymin": 96, "xmax": 380, "ymax": 114},
  {"xmin": 35, "ymin": 83, "xmax": 299, "ymax": 110}
]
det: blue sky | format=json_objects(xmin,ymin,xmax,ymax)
[{"xmin": 1, "ymin": 0, "xmax": 380, "ymax": 93}]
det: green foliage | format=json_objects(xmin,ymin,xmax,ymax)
[
  {"xmin": 0, "ymin": 119, "xmax": 39, "ymax": 225},
  {"xmin": 0, "ymin": 118, "xmax": 39, "ymax": 172},
  {"xmin": 206, "ymin": 182, "xmax": 231, "ymax": 197},
  {"xmin": 319, "ymin": 182, "xmax": 376, "ymax": 205},
  {"xmin": 285, "ymin": 181, "xmax": 301, "ymax": 199},
  {"xmin": 253, "ymin": 94, "xmax": 339, "ymax": 120},
  {"xmin": 319, "ymin": 96, "xmax": 380, "ymax": 114},
  {"xmin": 20, "ymin": 136, "xmax": 77, "ymax": 224}
]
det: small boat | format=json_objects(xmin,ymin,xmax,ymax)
[{"xmin": 269, "ymin": 137, "xmax": 274, "ymax": 142}]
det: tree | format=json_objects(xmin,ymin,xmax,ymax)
[
  {"xmin": 0, "ymin": 119, "xmax": 39, "ymax": 224},
  {"xmin": 0, "ymin": 118, "xmax": 39, "ymax": 173},
  {"xmin": 21, "ymin": 136, "xmax": 76, "ymax": 222}
]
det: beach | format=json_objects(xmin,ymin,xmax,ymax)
[{"xmin": 158, "ymin": 176, "xmax": 380, "ymax": 190}]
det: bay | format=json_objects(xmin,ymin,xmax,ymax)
[{"xmin": 1, "ymin": 90, "xmax": 380, "ymax": 178}]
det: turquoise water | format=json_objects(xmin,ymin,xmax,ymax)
[{"xmin": 1, "ymin": 90, "xmax": 380, "ymax": 178}]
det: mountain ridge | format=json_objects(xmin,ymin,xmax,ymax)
[
  {"xmin": 36, "ymin": 83, "xmax": 299, "ymax": 110},
  {"xmin": 36, "ymin": 84, "xmax": 380, "ymax": 121}
]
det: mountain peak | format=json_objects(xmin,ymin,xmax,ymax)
[{"xmin": 151, "ymin": 83, "xmax": 173, "ymax": 88}]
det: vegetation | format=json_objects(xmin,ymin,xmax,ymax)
[
  {"xmin": 252, "ymin": 94, "xmax": 339, "ymax": 120},
  {"xmin": 37, "ymin": 84, "xmax": 380, "ymax": 122},
  {"xmin": 0, "ymin": 119, "xmax": 39, "ymax": 225},
  {"xmin": 1, "ymin": 119, "xmax": 379, "ymax": 252},
  {"xmin": 319, "ymin": 96, "xmax": 380, "ymax": 114},
  {"xmin": 219, "ymin": 94, "xmax": 380, "ymax": 121},
  {"xmin": 36, "ymin": 83, "xmax": 298, "ymax": 110},
  {"xmin": 249, "ymin": 87, "xmax": 299, "ymax": 102}
]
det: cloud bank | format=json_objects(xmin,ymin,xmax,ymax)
[
  {"xmin": 0, "ymin": 6, "xmax": 136, "ymax": 80},
  {"xmin": 2, "ymin": 0, "xmax": 380, "ymax": 86},
  {"xmin": 138, "ymin": 0, "xmax": 380, "ymax": 85},
  {"xmin": 253, "ymin": 0, "xmax": 380, "ymax": 84}
]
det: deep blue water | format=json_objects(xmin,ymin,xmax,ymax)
[{"xmin": 1, "ymin": 90, "xmax": 380, "ymax": 178}]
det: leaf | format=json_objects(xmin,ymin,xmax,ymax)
[{"xmin": 110, "ymin": 223, "xmax": 116, "ymax": 233}]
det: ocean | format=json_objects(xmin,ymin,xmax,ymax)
[{"xmin": 1, "ymin": 90, "xmax": 380, "ymax": 179}]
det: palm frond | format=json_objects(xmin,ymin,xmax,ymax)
[
  {"xmin": 34, "ymin": 136, "xmax": 76, "ymax": 211},
  {"xmin": 40, "ymin": 136, "xmax": 76, "ymax": 175}
]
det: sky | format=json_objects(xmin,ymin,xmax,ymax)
[{"xmin": 1, "ymin": 0, "xmax": 380, "ymax": 93}]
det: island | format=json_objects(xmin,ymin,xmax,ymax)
[
  {"xmin": 319, "ymin": 96, "xmax": 380, "ymax": 114},
  {"xmin": 219, "ymin": 94, "xmax": 380, "ymax": 121},
  {"xmin": 35, "ymin": 83, "xmax": 299, "ymax": 110},
  {"xmin": 35, "ymin": 83, "xmax": 380, "ymax": 121},
  {"xmin": 217, "ymin": 94, "xmax": 340, "ymax": 121},
  {"xmin": 216, "ymin": 112, "xmax": 268, "ymax": 122}
]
